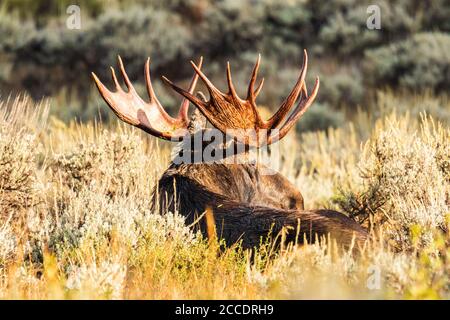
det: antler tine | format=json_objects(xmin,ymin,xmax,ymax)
[
  {"xmin": 227, "ymin": 61, "xmax": 264, "ymax": 101},
  {"xmin": 163, "ymin": 59, "xmax": 246, "ymax": 128},
  {"xmin": 247, "ymin": 54, "xmax": 261, "ymax": 103},
  {"xmin": 301, "ymin": 80, "xmax": 308, "ymax": 98},
  {"xmin": 226, "ymin": 61, "xmax": 240, "ymax": 100},
  {"xmin": 268, "ymin": 77, "xmax": 320, "ymax": 144},
  {"xmin": 144, "ymin": 57, "xmax": 183, "ymax": 124},
  {"xmin": 254, "ymin": 78, "xmax": 264, "ymax": 98},
  {"xmin": 178, "ymin": 56, "xmax": 203, "ymax": 122},
  {"xmin": 92, "ymin": 71, "xmax": 139, "ymax": 125},
  {"xmin": 286, "ymin": 77, "xmax": 319, "ymax": 124},
  {"xmin": 110, "ymin": 67, "xmax": 121, "ymax": 90},
  {"xmin": 144, "ymin": 58, "xmax": 161, "ymax": 106},
  {"xmin": 189, "ymin": 61, "xmax": 225, "ymax": 99},
  {"xmin": 117, "ymin": 55, "xmax": 136, "ymax": 92},
  {"xmin": 266, "ymin": 50, "xmax": 308, "ymax": 129},
  {"xmin": 162, "ymin": 76, "xmax": 208, "ymax": 112}
]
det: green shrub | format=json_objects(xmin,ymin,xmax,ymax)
[
  {"xmin": 197, "ymin": 0, "xmax": 264, "ymax": 57},
  {"xmin": 263, "ymin": 0, "xmax": 312, "ymax": 57},
  {"xmin": 2, "ymin": 0, "xmax": 104, "ymax": 21},
  {"xmin": 1, "ymin": 0, "xmax": 450, "ymax": 122},
  {"xmin": 335, "ymin": 115, "xmax": 449, "ymax": 249},
  {"xmin": 318, "ymin": 1, "xmax": 419, "ymax": 56},
  {"xmin": 6, "ymin": 6, "xmax": 194, "ymax": 100},
  {"xmin": 364, "ymin": 32, "xmax": 450, "ymax": 92},
  {"xmin": 418, "ymin": 0, "xmax": 450, "ymax": 32},
  {"xmin": 318, "ymin": 7, "xmax": 378, "ymax": 56},
  {"xmin": 295, "ymin": 103, "xmax": 345, "ymax": 133},
  {"xmin": 0, "ymin": 98, "xmax": 44, "ymax": 217},
  {"xmin": 0, "ymin": 12, "xmax": 35, "ymax": 52},
  {"xmin": 319, "ymin": 68, "xmax": 364, "ymax": 107},
  {"xmin": 91, "ymin": 6, "xmax": 193, "ymax": 74},
  {"xmin": 0, "ymin": 97, "xmax": 49, "ymax": 265},
  {"xmin": 51, "ymin": 129, "xmax": 149, "ymax": 197}
]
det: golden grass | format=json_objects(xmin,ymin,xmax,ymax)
[{"xmin": 0, "ymin": 91, "xmax": 448, "ymax": 299}]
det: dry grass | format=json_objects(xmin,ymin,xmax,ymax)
[{"xmin": 0, "ymin": 91, "xmax": 449, "ymax": 299}]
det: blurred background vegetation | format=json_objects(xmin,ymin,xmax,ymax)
[{"xmin": 0, "ymin": 0, "xmax": 449, "ymax": 131}]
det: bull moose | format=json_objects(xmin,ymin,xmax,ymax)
[{"xmin": 92, "ymin": 51, "xmax": 367, "ymax": 249}]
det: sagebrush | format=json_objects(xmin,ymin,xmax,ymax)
[{"xmin": 0, "ymin": 92, "xmax": 448, "ymax": 299}]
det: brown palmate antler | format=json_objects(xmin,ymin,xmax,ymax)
[
  {"xmin": 92, "ymin": 56, "xmax": 203, "ymax": 140},
  {"xmin": 163, "ymin": 50, "xmax": 319, "ymax": 147}
]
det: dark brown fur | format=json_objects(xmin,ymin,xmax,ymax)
[{"xmin": 151, "ymin": 131, "xmax": 368, "ymax": 249}]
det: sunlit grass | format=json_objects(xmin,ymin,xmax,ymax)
[{"xmin": 0, "ymin": 91, "xmax": 448, "ymax": 299}]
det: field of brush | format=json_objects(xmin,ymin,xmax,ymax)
[{"xmin": 0, "ymin": 90, "xmax": 448, "ymax": 299}]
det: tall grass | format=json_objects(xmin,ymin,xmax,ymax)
[{"xmin": 0, "ymin": 91, "xmax": 449, "ymax": 299}]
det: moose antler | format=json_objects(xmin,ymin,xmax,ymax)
[
  {"xmin": 92, "ymin": 56, "xmax": 203, "ymax": 140},
  {"xmin": 163, "ymin": 50, "xmax": 319, "ymax": 147}
]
